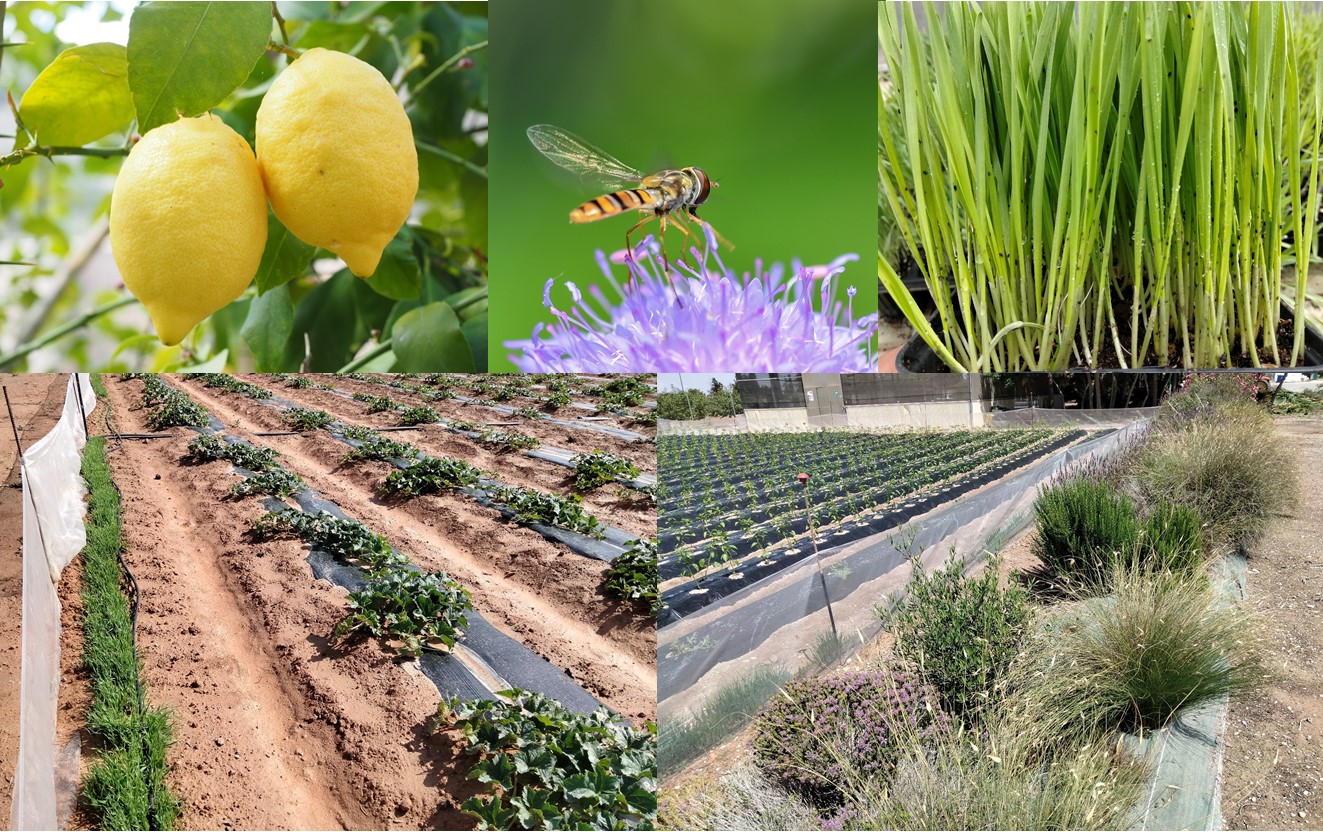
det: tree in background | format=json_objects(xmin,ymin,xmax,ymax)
[{"xmin": 658, "ymin": 382, "xmax": 743, "ymax": 421}]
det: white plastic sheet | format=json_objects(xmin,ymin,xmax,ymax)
[{"xmin": 12, "ymin": 374, "xmax": 95, "ymax": 831}]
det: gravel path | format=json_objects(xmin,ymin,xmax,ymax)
[{"xmin": 1222, "ymin": 415, "xmax": 1323, "ymax": 830}]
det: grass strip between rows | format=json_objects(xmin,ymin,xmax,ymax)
[{"xmin": 79, "ymin": 435, "xmax": 180, "ymax": 830}]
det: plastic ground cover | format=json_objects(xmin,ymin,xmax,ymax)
[
  {"xmin": 657, "ymin": 431, "xmax": 1089, "ymax": 619},
  {"xmin": 657, "ymin": 419, "xmax": 1147, "ymax": 716},
  {"xmin": 12, "ymin": 374, "xmax": 95, "ymax": 831},
  {"xmin": 165, "ymin": 394, "xmax": 608, "ymax": 717},
  {"xmin": 235, "ymin": 387, "xmax": 637, "ymax": 562}
]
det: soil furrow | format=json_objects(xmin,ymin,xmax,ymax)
[
  {"xmin": 102, "ymin": 378, "xmax": 476, "ymax": 831},
  {"xmin": 172, "ymin": 378, "xmax": 656, "ymax": 722}
]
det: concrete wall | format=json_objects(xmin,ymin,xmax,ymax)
[
  {"xmin": 846, "ymin": 400, "xmax": 981, "ymax": 429},
  {"xmin": 743, "ymin": 407, "xmax": 813, "ymax": 431}
]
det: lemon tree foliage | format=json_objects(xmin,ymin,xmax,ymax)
[{"xmin": 0, "ymin": 2, "xmax": 488, "ymax": 372}]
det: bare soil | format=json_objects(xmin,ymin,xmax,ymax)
[
  {"xmin": 252, "ymin": 378, "xmax": 655, "ymax": 539},
  {"xmin": 171, "ymin": 377, "xmax": 656, "ymax": 716},
  {"xmin": 1222, "ymin": 416, "xmax": 1323, "ymax": 830},
  {"xmin": 0, "ymin": 373, "xmax": 69, "ymax": 826}
]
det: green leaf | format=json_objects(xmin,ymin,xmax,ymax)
[
  {"xmin": 254, "ymin": 210, "xmax": 316, "ymax": 294},
  {"xmin": 19, "ymin": 43, "xmax": 134, "ymax": 146},
  {"xmin": 242, "ymin": 283, "xmax": 293, "ymax": 371},
  {"xmin": 127, "ymin": 1, "xmax": 273, "ymax": 134},
  {"xmin": 391, "ymin": 301, "xmax": 474, "ymax": 371},
  {"xmin": 283, "ymin": 270, "xmax": 361, "ymax": 371},
  {"xmin": 461, "ymin": 311, "xmax": 487, "ymax": 371},
  {"xmin": 364, "ymin": 231, "xmax": 422, "ymax": 300}
]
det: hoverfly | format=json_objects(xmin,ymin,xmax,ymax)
[{"xmin": 526, "ymin": 124, "xmax": 729, "ymax": 284}]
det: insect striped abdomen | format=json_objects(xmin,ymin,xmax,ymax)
[{"xmin": 569, "ymin": 189, "xmax": 656, "ymax": 223}]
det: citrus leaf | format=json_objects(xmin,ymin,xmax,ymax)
[
  {"xmin": 241, "ymin": 282, "xmax": 293, "ymax": 371},
  {"xmin": 19, "ymin": 43, "xmax": 134, "ymax": 146},
  {"xmin": 364, "ymin": 231, "xmax": 422, "ymax": 300},
  {"xmin": 461, "ymin": 311, "xmax": 487, "ymax": 370},
  {"xmin": 392, "ymin": 301, "xmax": 474, "ymax": 371},
  {"xmin": 128, "ymin": 1, "xmax": 273, "ymax": 134},
  {"xmin": 254, "ymin": 210, "xmax": 315, "ymax": 293}
]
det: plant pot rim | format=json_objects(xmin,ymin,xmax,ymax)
[{"xmin": 895, "ymin": 301, "xmax": 1323, "ymax": 374}]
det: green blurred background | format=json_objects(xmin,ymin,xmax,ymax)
[{"xmin": 488, "ymin": 0, "xmax": 876, "ymax": 370}]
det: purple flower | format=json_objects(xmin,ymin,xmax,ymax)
[{"xmin": 505, "ymin": 228, "xmax": 878, "ymax": 371}]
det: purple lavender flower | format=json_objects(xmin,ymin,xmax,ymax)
[{"xmin": 505, "ymin": 228, "xmax": 878, "ymax": 371}]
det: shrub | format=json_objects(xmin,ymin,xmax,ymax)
[
  {"xmin": 1013, "ymin": 566, "xmax": 1265, "ymax": 733},
  {"xmin": 850, "ymin": 709, "xmax": 1148, "ymax": 831},
  {"xmin": 1032, "ymin": 478, "xmax": 1139, "ymax": 586},
  {"xmin": 884, "ymin": 553, "xmax": 1029, "ymax": 724},
  {"xmin": 751, "ymin": 670, "xmax": 948, "ymax": 807},
  {"xmin": 1139, "ymin": 500, "xmax": 1204, "ymax": 574}
]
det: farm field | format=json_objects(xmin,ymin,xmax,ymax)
[
  {"xmin": 657, "ymin": 425, "xmax": 1087, "ymax": 622},
  {"xmin": 658, "ymin": 376, "xmax": 1320, "ymax": 832},
  {"xmin": 12, "ymin": 372, "xmax": 658, "ymax": 831}
]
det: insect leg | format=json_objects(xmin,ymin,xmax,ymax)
[
  {"xmin": 623, "ymin": 213, "xmax": 658, "ymax": 262},
  {"xmin": 655, "ymin": 212, "xmax": 684, "ymax": 306},
  {"xmin": 687, "ymin": 207, "xmax": 736, "ymax": 251},
  {"xmin": 668, "ymin": 213, "xmax": 698, "ymax": 268}
]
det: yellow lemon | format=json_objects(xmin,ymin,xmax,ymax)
[
  {"xmin": 256, "ymin": 48, "xmax": 418, "ymax": 278},
  {"xmin": 109, "ymin": 114, "xmax": 268, "ymax": 347}
]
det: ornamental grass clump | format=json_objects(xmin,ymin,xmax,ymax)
[
  {"xmin": 1010, "ymin": 566, "xmax": 1265, "ymax": 734},
  {"xmin": 879, "ymin": 1, "xmax": 1323, "ymax": 370},
  {"xmin": 751, "ymin": 670, "xmax": 948, "ymax": 808},
  {"xmin": 507, "ymin": 232, "xmax": 877, "ymax": 372},
  {"xmin": 1135, "ymin": 402, "xmax": 1297, "ymax": 550}
]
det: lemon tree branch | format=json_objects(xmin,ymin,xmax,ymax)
[
  {"xmin": 416, "ymin": 140, "xmax": 487, "ymax": 179},
  {"xmin": 408, "ymin": 39, "xmax": 487, "ymax": 100},
  {"xmin": 0, "ymin": 143, "xmax": 131, "ymax": 167},
  {"xmin": 0, "ymin": 295, "xmax": 139, "ymax": 370}
]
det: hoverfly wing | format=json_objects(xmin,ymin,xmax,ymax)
[{"xmin": 526, "ymin": 124, "xmax": 645, "ymax": 190}]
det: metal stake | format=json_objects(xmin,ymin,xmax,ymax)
[{"xmin": 799, "ymin": 472, "xmax": 839, "ymax": 638}]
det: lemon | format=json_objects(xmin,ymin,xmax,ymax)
[
  {"xmin": 109, "ymin": 114, "xmax": 268, "ymax": 347},
  {"xmin": 255, "ymin": 48, "xmax": 418, "ymax": 278}
]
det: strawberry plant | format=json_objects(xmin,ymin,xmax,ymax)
[
  {"xmin": 228, "ymin": 468, "xmax": 305, "ymax": 499},
  {"xmin": 380, "ymin": 455, "xmax": 485, "ymax": 498},
  {"xmin": 512, "ymin": 406, "xmax": 546, "ymax": 420},
  {"xmin": 397, "ymin": 405, "xmax": 441, "ymax": 426},
  {"xmin": 435, "ymin": 689, "xmax": 657, "ymax": 830},
  {"xmin": 342, "ymin": 432, "xmax": 422, "ymax": 463},
  {"xmin": 542, "ymin": 392, "xmax": 571, "ymax": 411},
  {"xmin": 333, "ymin": 568, "xmax": 471, "ymax": 656},
  {"xmin": 195, "ymin": 373, "xmax": 271, "ymax": 399},
  {"xmin": 602, "ymin": 538, "xmax": 658, "ymax": 614},
  {"xmin": 353, "ymin": 393, "xmax": 399, "ymax": 414},
  {"xmin": 476, "ymin": 430, "xmax": 540, "ymax": 452},
  {"xmin": 490, "ymin": 486, "xmax": 605, "ymax": 538},
  {"xmin": 571, "ymin": 452, "xmax": 641, "ymax": 492},
  {"xmin": 140, "ymin": 377, "xmax": 209, "ymax": 430},
  {"xmin": 282, "ymin": 407, "xmax": 334, "ymax": 431},
  {"xmin": 186, "ymin": 434, "xmax": 279, "ymax": 472},
  {"xmin": 252, "ymin": 508, "xmax": 406, "ymax": 570}
]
